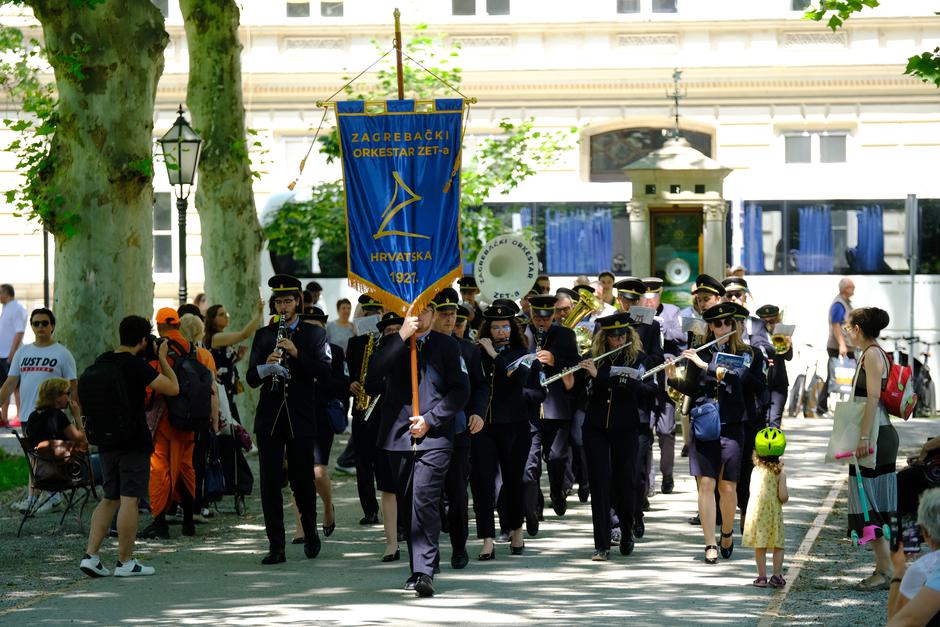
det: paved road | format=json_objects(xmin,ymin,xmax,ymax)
[{"xmin": 1, "ymin": 417, "xmax": 936, "ymax": 626}]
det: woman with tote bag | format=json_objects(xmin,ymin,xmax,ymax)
[{"xmin": 840, "ymin": 307, "xmax": 899, "ymax": 590}]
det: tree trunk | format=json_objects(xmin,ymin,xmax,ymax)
[
  {"xmin": 27, "ymin": 0, "xmax": 168, "ymax": 372},
  {"xmin": 180, "ymin": 0, "xmax": 264, "ymax": 427}
]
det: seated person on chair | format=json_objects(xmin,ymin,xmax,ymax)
[{"xmin": 25, "ymin": 377, "xmax": 87, "ymax": 457}]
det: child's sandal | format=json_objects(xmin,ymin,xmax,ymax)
[
  {"xmin": 752, "ymin": 576, "xmax": 769, "ymax": 588},
  {"xmin": 769, "ymin": 574, "xmax": 786, "ymax": 588}
]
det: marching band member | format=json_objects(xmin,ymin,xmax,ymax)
[
  {"xmin": 346, "ymin": 295, "xmax": 385, "ymax": 525},
  {"xmin": 458, "ymin": 276, "xmax": 484, "ymax": 334},
  {"xmin": 576, "ymin": 312, "xmax": 657, "ymax": 561},
  {"xmin": 642, "ymin": 277, "xmax": 684, "ymax": 496},
  {"xmin": 525, "ymin": 294, "xmax": 580, "ymax": 517},
  {"xmin": 722, "ymin": 277, "xmax": 771, "ymax": 351},
  {"xmin": 373, "ymin": 312, "xmax": 405, "ymax": 563},
  {"xmin": 666, "ymin": 302, "xmax": 766, "ymax": 565},
  {"xmin": 365, "ymin": 302, "xmax": 470, "ymax": 598},
  {"xmin": 247, "ymin": 274, "xmax": 333, "ymax": 565},
  {"xmin": 756, "ymin": 304, "xmax": 792, "ymax": 429},
  {"xmin": 613, "ymin": 277, "xmax": 664, "ymax": 538},
  {"xmin": 431, "ymin": 288, "xmax": 488, "ymax": 571},
  {"xmin": 470, "ymin": 301, "xmax": 532, "ymax": 560}
]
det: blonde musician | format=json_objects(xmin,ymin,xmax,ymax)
[
  {"xmin": 665, "ymin": 302, "xmax": 766, "ymax": 566},
  {"xmin": 575, "ymin": 312, "xmax": 657, "ymax": 561}
]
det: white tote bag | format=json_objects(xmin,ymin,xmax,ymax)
[{"xmin": 825, "ymin": 348, "xmax": 882, "ymax": 469}]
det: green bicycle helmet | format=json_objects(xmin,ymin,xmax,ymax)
[{"xmin": 755, "ymin": 427, "xmax": 786, "ymax": 457}]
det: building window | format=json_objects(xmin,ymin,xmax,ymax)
[
  {"xmin": 151, "ymin": 0, "xmax": 169, "ymax": 17},
  {"xmin": 589, "ymin": 127, "xmax": 713, "ymax": 182},
  {"xmin": 617, "ymin": 0, "xmax": 641, "ymax": 12},
  {"xmin": 154, "ymin": 193, "xmax": 173, "ymax": 274},
  {"xmin": 487, "ymin": 0, "xmax": 510, "ymax": 15},
  {"xmin": 791, "ymin": 0, "xmax": 811, "ymax": 10},
  {"xmin": 784, "ymin": 131, "xmax": 847, "ymax": 164},
  {"xmin": 286, "ymin": 1, "xmax": 311, "ymax": 17},
  {"xmin": 452, "ymin": 0, "xmax": 475, "ymax": 15},
  {"xmin": 652, "ymin": 0, "xmax": 678, "ymax": 13},
  {"xmin": 321, "ymin": 1, "xmax": 343, "ymax": 17}
]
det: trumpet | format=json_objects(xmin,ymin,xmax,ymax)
[
  {"xmin": 541, "ymin": 342, "xmax": 632, "ymax": 387},
  {"xmin": 641, "ymin": 330, "xmax": 735, "ymax": 380}
]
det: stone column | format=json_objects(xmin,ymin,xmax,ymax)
[
  {"xmin": 702, "ymin": 201, "xmax": 729, "ymax": 279},
  {"xmin": 628, "ymin": 200, "xmax": 650, "ymax": 277}
]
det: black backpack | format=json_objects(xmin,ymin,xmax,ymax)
[
  {"xmin": 165, "ymin": 340, "xmax": 214, "ymax": 432},
  {"xmin": 78, "ymin": 352, "xmax": 134, "ymax": 447}
]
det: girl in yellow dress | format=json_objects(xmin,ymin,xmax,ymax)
[{"xmin": 743, "ymin": 428, "xmax": 790, "ymax": 588}]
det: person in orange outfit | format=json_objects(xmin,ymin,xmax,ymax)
[{"xmin": 140, "ymin": 308, "xmax": 217, "ymax": 539}]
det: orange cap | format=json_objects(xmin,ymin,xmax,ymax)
[{"xmin": 156, "ymin": 307, "xmax": 180, "ymax": 325}]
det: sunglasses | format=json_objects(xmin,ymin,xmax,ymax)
[
  {"xmin": 709, "ymin": 319, "xmax": 733, "ymax": 328},
  {"xmin": 31, "ymin": 320, "xmax": 51, "ymax": 328},
  {"xmin": 841, "ymin": 324, "xmax": 854, "ymax": 333}
]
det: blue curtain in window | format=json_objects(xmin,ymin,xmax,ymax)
[
  {"xmin": 545, "ymin": 208, "xmax": 612, "ymax": 274},
  {"xmin": 852, "ymin": 205, "xmax": 884, "ymax": 272},
  {"xmin": 797, "ymin": 205, "xmax": 833, "ymax": 273},
  {"xmin": 743, "ymin": 204, "xmax": 765, "ymax": 274}
]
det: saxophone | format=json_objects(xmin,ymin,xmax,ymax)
[{"xmin": 354, "ymin": 332, "xmax": 376, "ymax": 411}]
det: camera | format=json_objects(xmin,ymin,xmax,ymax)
[{"xmin": 142, "ymin": 334, "xmax": 166, "ymax": 361}]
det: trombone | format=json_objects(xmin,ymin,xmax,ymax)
[
  {"xmin": 641, "ymin": 330, "xmax": 735, "ymax": 380},
  {"xmin": 541, "ymin": 342, "xmax": 632, "ymax": 387}
]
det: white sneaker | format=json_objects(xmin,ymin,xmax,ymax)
[
  {"xmin": 80, "ymin": 554, "xmax": 111, "ymax": 578},
  {"xmin": 114, "ymin": 559, "xmax": 155, "ymax": 577},
  {"xmin": 10, "ymin": 496, "xmax": 34, "ymax": 513},
  {"xmin": 34, "ymin": 498, "xmax": 62, "ymax": 514}
]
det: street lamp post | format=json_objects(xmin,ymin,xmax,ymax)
[{"xmin": 158, "ymin": 104, "xmax": 203, "ymax": 306}]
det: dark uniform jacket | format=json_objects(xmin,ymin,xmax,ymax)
[
  {"xmin": 581, "ymin": 349, "xmax": 658, "ymax": 432},
  {"xmin": 247, "ymin": 319, "xmax": 333, "ymax": 439},
  {"xmin": 458, "ymin": 336, "xmax": 489, "ymax": 432},
  {"xmin": 480, "ymin": 345, "xmax": 530, "ymax": 424},
  {"xmin": 526, "ymin": 324, "xmax": 580, "ymax": 421},
  {"xmin": 365, "ymin": 331, "xmax": 470, "ymax": 452},
  {"xmin": 766, "ymin": 343, "xmax": 792, "ymax": 390},
  {"xmin": 315, "ymin": 342, "xmax": 349, "ymax": 416},
  {"xmin": 668, "ymin": 344, "xmax": 766, "ymax": 428}
]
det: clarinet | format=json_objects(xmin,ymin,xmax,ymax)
[{"xmin": 271, "ymin": 314, "xmax": 288, "ymax": 391}]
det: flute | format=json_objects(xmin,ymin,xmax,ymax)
[
  {"xmin": 641, "ymin": 330, "xmax": 735, "ymax": 380},
  {"xmin": 540, "ymin": 342, "xmax": 632, "ymax": 387}
]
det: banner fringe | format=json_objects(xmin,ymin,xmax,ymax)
[{"xmin": 348, "ymin": 265, "xmax": 463, "ymax": 316}]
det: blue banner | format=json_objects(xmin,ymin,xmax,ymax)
[{"xmin": 336, "ymin": 99, "xmax": 464, "ymax": 313}]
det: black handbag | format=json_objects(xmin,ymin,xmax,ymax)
[
  {"xmin": 203, "ymin": 432, "xmax": 226, "ymax": 503},
  {"xmin": 326, "ymin": 399, "xmax": 348, "ymax": 434}
]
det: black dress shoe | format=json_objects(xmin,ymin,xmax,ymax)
[
  {"xmin": 720, "ymin": 530, "xmax": 734, "ymax": 559},
  {"xmin": 359, "ymin": 513, "xmax": 379, "ymax": 525},
  {"xmin": 381, "ymin": 550, "xmax": 400, "ymax": 562},
  {"xmin": 525, "ymin": 514, "xmax": 539, "ymax": 537},
  {"xmin": 578, "ymin": 484, "xmax": 590, "ymax": 503},
  {"xmin": 414, "ymin": 574, "xmax": 435, "ymax": 598},
  {"xmin": 619, "ymin": 533, "xmax": 635, "ymax": 556},
  {"xmin": 323, "ymin": 506, "xmax": 336, "ymax": 537},
  {"xmin": 404, "ymin": 573, "xmax": 419, "ymax": 591},
  {"xmin": 633, "ymin": 519, "xmax": 645, "ymax": 539},
  {"xmin": 661, "ymin": 475, "xmax": 674, "ymax": 494},
  {"xmin": 510, "ymin": 542, "xmax": 525, "ymax": 556},
  {"xmin": 681, "ymin": 444, "xmax": 689, "ymax": 457},
  {"xmin": 688, "ymin": 515, "xmax": 701, "ymax": 526},
  {"xmin": 551, "ymin": 491, "xmax": 567, "ymax": 517},
  {"xmin": 304, "ymin": 534, "xmax": 322, "ymax": 559},
  {"xmin": 262, "ymin": 549, "xmax": 286, "ymax": 565},
  {"xmin": 139, "ymin": 523, "xmax": 170, "ymax": 540},
  {"xmin": 478, "ymin": 547, "xmax": 496, "ymax": 561},
  {"xmin": 451, "ymin": 549, "xmax": 469, "ymax": 569}
]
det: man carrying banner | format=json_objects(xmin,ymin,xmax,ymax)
[{"xmin": 365, "ymin": 305, "xmax": 470, "ymax": 597}]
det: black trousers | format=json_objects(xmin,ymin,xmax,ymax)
[
  {"xmin": 192, "ymin": 424, "xmax": 210, "ymax": 513},
  {"xmin": 256, "ymin": 421, "xmax": 318, "ymax": 552},
  {"xmin": 390, "ymin": 448, "xmax": 451, "ymax": 577},
  {"xmin": 523, "ymin": 421, "xmax": 544, "ymax": 522},
  {"xmin": 584, "ymin": 426, "xmax": 638, "ymax": 551},
  {"xmin": 444, "ymin": 432, "xmax": 471, "ymax": 553},
  {"xmin": 471, "ymin": 421, "xmax": 527, "ymax": 538},
  {"xmin": 768, "ymin": 389, "xmax": 787, "ymax": 429},
  {"xmin": 352, "ymin": 414, "xmax": 380, "ymax": 518},
  {"xmin": 635, "ymin": 428, "xmax": 653, "ymax": 524},
  {"xmin": 539, "ymin": 420, "xmax": 571, "ymax": 502}
]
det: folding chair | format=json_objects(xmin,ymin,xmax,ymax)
[{"xmin": 12, "ymin": 430, "xmax": 98, "ymax": 538}]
